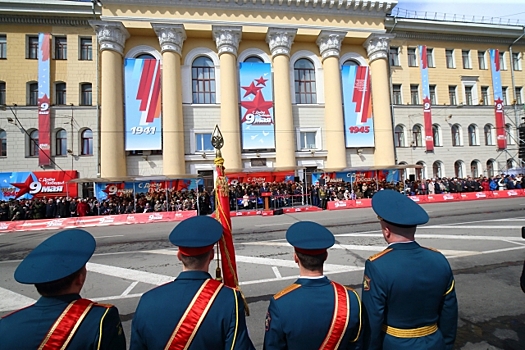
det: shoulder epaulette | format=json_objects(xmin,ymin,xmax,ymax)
[
  {"xmin": 93, "ymin": 302, "xmax": 114, "ymax": 308},
  {"xmin": 274, "ymin": 283, "xmax": 301, "ymax": 300},
  {"xmin": 344, "ymin": 285, "xmax": 356, "ymax": 292},
  {"xmin": 368, "ymin": 248, "xmax": 393, "ymax": 262},
  {"xmin": 423, "ymin": 246, "xmax": 441, "ymax": 253}
]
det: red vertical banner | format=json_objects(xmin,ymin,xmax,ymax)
[
  {"xmin": 419, "ymin": 45, "xmax": 434, "ymax": 152},
  {"xmin": 489, "ymin": 49, "xmax": 507, "ymax": 150},
  {"xmin": 38, "ymin": 33, "xmax": 51, "ymax": 167}
]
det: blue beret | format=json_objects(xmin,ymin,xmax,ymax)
[
  {"xmin": 286, "ymin": 221, "xmax": 335, "ymax": 254},
  {"xmin": 14, "ymin": 229, "xmax": 96, "ymax": 284},
  {"xmin": 169, "ymin": 216, "xmax": 223, "ymax": 254},
  {"xmin": 372, "ymin": 190, "xmax": 429, "ymax": 227}
]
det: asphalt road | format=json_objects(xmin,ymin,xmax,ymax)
[{"xmin": 1, "ymin": 198, "xmax": 525, "ymax": 349}]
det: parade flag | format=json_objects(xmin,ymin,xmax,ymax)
[
  {"xmin": 419, "ymin": 45, "xmax": 434, "ymax": 152},
  {"xmin": 489, "ymin": 49, "xmax": 507, "ymax": 150},
  {"xmin": 38, "ymin": 33, "xmax": 51, "ymax": 167}
]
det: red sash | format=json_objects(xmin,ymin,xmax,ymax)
[
  {"xmin": 165, "ymin": 279, "xmax": 223, "ymax": 350},
  {"xmin": 319, "ymin": 282, "xmax": 350, "ymax": 350},
  {"xmin": 39, "ymin": 298, "xmax": 94, "ymax": 350}
]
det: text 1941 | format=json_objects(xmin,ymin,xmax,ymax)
[{"xmin": 131, "ymin": 127, "xmax": 157, "ymax": 135}]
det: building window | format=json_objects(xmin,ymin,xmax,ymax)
[
  {"xmin": 28, "ymin": 82, "xmax": 38, "ymax": 106},
  {"xmin": 410, "ymin": 84, "xmax": 419, "ymax": 105},
  {"xmin": 0, "ymin": 81, "xmax": 5, "ymax": 106},
  {"xmin": 412, "ymin": 125, "xmax": 423, "ymax": 147},
  {"xmin": 427, "ymin": 48, "xmax": 434, "ymax": 68},
  {"xmin": 468, "ymin": 124, "xmax": 478, "ymax": 146},
  {"xmin": 465, "ymin": 86, "xmax": 473, "ymax": 105},
  {"xmin": 462, "ymin": 50, "xmax": 471, "ymax": 69},
  {"xmin": 515, "ymin": 87, "xmax": 523, "ymax": 105},
  {"xmin": 55, "ymin": 129, "xmax": 67, "ymax": 156},
  {"xmin": 192, "ymin": 56, "xmax": 216, "ymax": 104},
  {"xmin": 502, "ymin": 86, "xmax": 508, "ymax": 105},
  {"xmin": 389, "ymin": 47, "xmax": 399, "ymax": 66},
  {"xmin": 433, "ymin": 161, "xmax": 443, "ymax": 178},
  {"xmin": 451, "ymin": 124, "xmax": 461, "ymax": 146},
  {"xmin": 512, "ymin": 52, "xmax": 521, "ymax": 71},
  {"xmin": 299, "ymin": 131, "xmax": 316, "ymax": 150},
  {"xmin": 55, "ymin": 83, "xmax": 66, "ymax": 105},
  {"xmin": 478, "ymin": 50, "xmax": 486, "ymax": 69},
  {"xmin": 499, "ymin": 52, "xmax": 506, "ymax": 70},
  {"xmin": 446, "ymin": 49, "xmax": 455, "ymax": 68},
  {"xmin": 506, "ymin": 124, "xmax": 514, "ymax": 145},
  {"xmin": 80, "ymin": 37, "xmax": 92, "ymax": 61},
  {"xmin": 244, "ymin": 56, "xmax": 264, "ymax": 63},
  {"xmin": 81, "ymin": 129, "xmax": 93, "ymax": 155},
  {"xmin": 27, "ymin": 36, "xmax": 38, "ymax": 59},
  {"xmin": 484, "ymin": 124, "xmax": 494, "ymax": 146},
  {"xmin": 429, "ymin": 85, "xmax": 437, "ymax": 105},
  {"xmin": 408, "ymin": 48, "xmax": 417, "ymax": 67},
  {"xmin": 481, "ymin": 86, "xmax": 489, "ymax": 105},
  {"xmin": 432, "ymin": 124, "xmax": 441, "ymax": 147},
  {"xmin": 471, "ymin": 161, "xmax": 480, "ymax": 177},
  {"xmin": 0, "ymin": 35, "xmax": 6, "ymax": 59},
  {"xmin": 54, "ymin": 37, "xmax": 67, "ymax": 60},
  {"xmin": 80, "ymin": 83, "xmax": 92, "ymax": 106},
  {"xmin": 195, "ymin": 133, "xmax": 213, "ymax": 152},
  {"xmin": 454, "ymin": 160, "xmax": 464, "ymax": 178},
  {"xmin": 29, "ymin": 130, "xmax": 39, "ymax": 156},
  {"xmin": 449, "ymin": 85, "xmax": 457, "ymax": 105},
  {"xmin": 394, "ymin": 125, "xmax": 405, "ymax": 147},
  {"xmin": 0, "ymin": 129, "xmax": 6, "ymax": 157},
  {"xmin": 392, "ymin": 84, "xmax": 402, "ymax": 104},
  {"xmin": 486, "ymin": 160, "xmax": 495, "ymax": 177},
  {"xmin": 294, "ymin": 58, "xmax": 317, "ymax": 104}
]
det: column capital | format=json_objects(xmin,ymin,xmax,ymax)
[
  {"xmin": 316, "ymin": 31, "xmax": 347, "ymax": 61},
  {"xmin": 212, "ymin": 26, "xmax": 242, "ymax": 56},
  {"xmin": 90, "ymin": 20, "xmax": 129, "ymax": 56},
  {"xmin": 152, "ymin": 24, "xmax": 186, "ymax": 56},
  {"xmin": 266, "ymin": 28, "xmax": 297, "ymax": 58},
  {"xmin": 363, "ymin": 33, "xmax": 395, "ymax": 64}
]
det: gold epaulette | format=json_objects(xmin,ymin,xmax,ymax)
[
  {"xmin": 274, "ymin": 283, "xmax": 301, "ymax": 300},
  {"xmin": 423, "ymin": 246, "xmax": 440, "ymax": 253},
  {"xmin": 368, "ymin": 248, "xmax": 393, "ymax": 262},
  {"xmin": 94, "ymin": 302, "xmax": 113, "ymax": 308}
]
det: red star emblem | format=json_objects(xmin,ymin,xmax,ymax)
[
  {"xmin": 240, "ymin": 91, "xmax": 274, "ymax": 122},
  {"xmin": 241, "ymin": 82, "xmax": 263, "ymax": 97},
  {"xmin": 12, "ymin": 175, "xmax": 35, "ymax": 199},
  {"xmin": 255, "ymin": 76, "xmax": 268, "ymax": 86}
]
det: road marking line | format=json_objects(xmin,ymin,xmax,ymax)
[
  {"xmin": 0, "ymin": 287, "xmax": 36, "ymax": 312},
  {"xmin": 272, "ymin": 266, "xmax": 282, "ymax": 279},
  {"xmin": 337, "ymin": 233, "xmax": 523, "ymax": 241},
  {"xmin": 502, "ymin": 240, "xmax": 525, "ymax": 246},
  {"xmin": 87, "ymin": 262, "xmax": 174, "ymax": 286},
  {"xmin": 96, "ymin": 235, "xmax": 125, "ymax": 239},
  {"xmin": 254, "ymin": 222, "xmax": 295, "ymax": 227},
  {"xmin": 423, "ymin": 225, "xmax": 522, "ymax": 229},
  {"xmin": 480, "ymin": 245, "xmax": 525, "ymax": 255},
  {"xmin": 121, "ymin": 281, "xmax": 139, "ymax": 296}
]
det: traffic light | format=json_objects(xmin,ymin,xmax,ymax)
[{"xmin": 519, "ymin": 125, "xmax": 525, "ymax": 160}]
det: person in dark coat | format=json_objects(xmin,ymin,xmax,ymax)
[{"xmin": 45, "ymin": 198, "xmax": 57, "ymax": 218}]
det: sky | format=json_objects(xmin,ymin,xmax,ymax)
[{"xmin": 394, "ymin": 0, "xmax": 525, "ymax": 25}]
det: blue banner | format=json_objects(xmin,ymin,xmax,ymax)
[
  {"xmin": 124, "ymin": 58, "xmax": 162, "ymax": 150},
  {"xmin": 239, "ymin": 62, "xmax": 275, "ymax": 150},
  {"xmin": 312, "ymin": 170, "xmax": 400, "ymax": 185},
  {"xmin": 95, "ymin": 179, "xmax": 202, "ymax": 200},
  {"xmin": 489, "ymin": 49, "xmax": 507, "ymax": 149}
]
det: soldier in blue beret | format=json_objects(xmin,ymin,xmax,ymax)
[
  {"xmin": 130, "ymin": 216, "xmax": 255, "ymax": 350},
  {"xmin": 0, "ymin": 229, "xmax": 126, "ymax": 350},
  {"xmin": 361, "ymin": 190, "xmax": 458, "ymax": 350},
  {"xmin": 263, "ymin": 221, "xmax": 362, "ymax": 350}
]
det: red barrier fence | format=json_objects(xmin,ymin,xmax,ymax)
[
  {"xmin": 0, "ymin": 210, "xmax": 197, "ymax": 233},
  {"xmin": 326, "ymin": 189, "xmax": 524, "ymax": 210}
]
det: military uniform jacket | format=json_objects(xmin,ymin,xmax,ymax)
[
  {"xmin": 0, "ymin": 294, "xmax": 126, "ymax": 350},
  {"xmin": 263, "ymin": 277, "xmax": 362, "ymax": 350},
  {"xmin": 130, "ymin": 270, "xmax": 255, "ymax": 350},
  {"xmin": 361, "ymin": 241, "xmax": 458, "ymax": 350}
]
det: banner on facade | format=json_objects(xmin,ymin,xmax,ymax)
[
  {"xmin": 419, "ymin": 45, "xmax": 434, "ymax": 152},
  {"xmin": 0, "ymin": 171, "xmax": 78, "ymax": 200},
  {"xmin": 124, "ymin": 58, "xmax": 162, "ymax": 151},
  {"xmin": 95, "ymin": 178, "xmax": 202, "ymax": 200},
  {"xmin": 239, "ymin": 62, "xmax": 275, "ymax": 150},
  {"xmin": 38, "ymin": 33, "xmax": 51, "ymax": 167},
  {"xmin": 226, "ymin": 171, "xmax": 293, "ymax": 185},
  {"xmin": 342, "ymin": 65, "xmax": 375, "ymax": 147},
  {"xmin": 489, "ymin": 49, "xmax": 507, "ymax": 150},
  {"xmin": 312, "ymin": 170, "xmax": 400, "ymax": 185}
]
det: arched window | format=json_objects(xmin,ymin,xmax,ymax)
[
  {"xmin": 432, "ymin": 161, "xmax": 443, "ymax": 178},
  {"xmin": 55, "ymin": 82, "xmax": 66, "ymax": 105},
  {"xmin": 55, "ymin": 129, "xmax": 67, "ymax": 156},
  {"xmin": 505, "ymin": 123, "xmax": 515, "ymax": 145},
  {"xmin": 470, "ymin": 160, "xmax": 481, "ymax": 177},
  {"xmin": 416, "ymin": 161, "xmax": 425, "ymax": 180},
  {"xmin": 451, "ymin": 124, "xmax": 461, "ymax": 146},
  {"xmin": 394, "ymin": 125, "xmax": 405, "ymax": 147},
  {"xmin": 343, "ymin": 60, "xmax": 359, "ymax": 67},
  {"xmin": 454, "ymin": 160, "xmax": 464, "ymax": 178},
  {"xmin": 244, "ymin": 56, "xmax": 264, "ymax": 63},
  {"xmin": 468, "ymin": 124, "xmax": 478, "ymax": 146},
  {"xmin": 412, "ymin": 125, "xmax": 423, "ymax": 147},
  {"xmin": 507, "ymin": 158, "xmax": 516, "ymax": 169},
  {"xmin": 484, "ymin": 124, "xmax": 494, "ymax": 146},
  {"xmin": 0, "ymin": 129, "xmax": 6, "ymax": 157},
  {"xmin": 192, "ymin": 56, "xmax": 216, "ymax": 104},
  {"xmin": 81, "ymin": 129, "xmax": 93, "ymax": 156},
  {"xmin": 486, "ymin": 159, "xmax": 495, "ymax": 177},
  {"xmin": 29, "ymin": 130, "xmax": 39, "ymax": 157},
  {"xmin": 136, "ymin": 53, "xmax": 155, "ymax": 59},
  {"xmin": 432, "ymin": 124, "xmax": 441, "ymax": 147},
  {"xmin": 28, "ymin": 82, "xmax": 38, "ymax": 106},
  {"xmin": 294, "ymin": 58, "xmax": 317, "ymax": 104}
]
